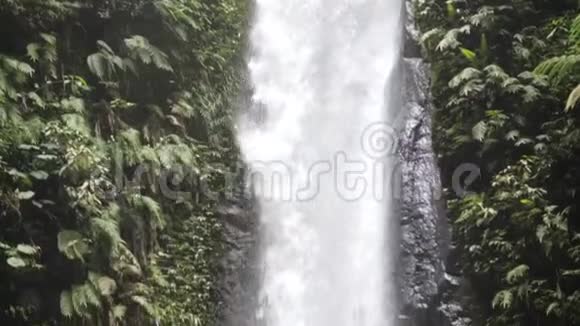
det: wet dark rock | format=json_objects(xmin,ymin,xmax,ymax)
[
  {"xmin": 216, "ymin": 194, "xmax": 260, "ymax": 326},
  {"xmin": 397, "ymin": 2, "xmax": 470, "ymax": 326}
]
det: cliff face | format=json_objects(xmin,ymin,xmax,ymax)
[
  {"xmin": 397, "ymin": 2, "xmax": 470, "ymax": 326},
  {"xmin": 217, "ymin": 194, "xmax": 260, "ymax": 326}
]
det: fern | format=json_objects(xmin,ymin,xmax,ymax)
[
  {"xmin": 87, "ymin": 40, "xmax": 132, "ymax": 80},
  {"xmin": 420, "ymin": 28, "xmax": 444, "ymax": 46},
  {"xmin": 449, "ymin": 67, "xmax": 482, "ymax": 88},
  {"xmin": 91, "ymin": 217, "xmax": 122, "ymax": 253},
  {"xmin": 124, "ymin": 35, "xmax": 173, "ymax": 72},
  {"xmin": 484, "ymin": 64, "xmax": 509, "ymax": 81},
  {"xmin": 469, "ymin": 6, "xmax": 497, "ymax": 29},
  {"xmin": 436, "ymin": 25, "xmax": 472, "ymax": 51},
  {"xmin": 128, "ymin": 194, "xmax": 165, "ymax": 229},
  {"xmin": 119, "ymin": 128, "xmax": 143, "ymax": 166},
  {"xmin": 534, "ymin": 55, "xmax": 580, "ymax": 84},
  {"xmin": 570, "ymin": 14, "xmax": 580, "ymax": 45},
  {"xmin": 60, "ymin": 290, "xmax": 74, "ymax": 318},
  {"xmin": 472, "ymin": 121, "xmax": 488, "ymax": 142},
  {"xmin": 71, "ymin": 284, "xmax": 89, "ymax": 315},
  {"xmin": 506, "ymin": 264, "xmax": 530, "ymax": 284},
  {"xmin": 493, "ymin": 290, "xmax": 514, "ymax": 309},
  {"xmin": 131, "ymin": 295, "xmax": 156, "ymax": 316},
  {"xmin": 566, "ymin": 84, "xmax": 580, "ymax": 111}
]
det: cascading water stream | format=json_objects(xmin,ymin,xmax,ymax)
[{"xmin": 238, "ymin": 1, "xmax": 403, "ymax": 325}]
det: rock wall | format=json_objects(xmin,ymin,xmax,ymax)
[
  {"xmin": 217, "ymin": 194, "xmax": 260, "ymax": 326},
  {"xmin": 397, "ymin": 2, "xmax": 470, "ymax": 326}
]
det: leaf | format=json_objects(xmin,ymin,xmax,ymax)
[
  {"xmin": 506, "ymin": 130, "xmax": 520, "ymax": 141},
  {"xmin": 57, "ymin": 230, "xmax": 89, "ymax": 261},
  {"xmin": 30, "ymin": 170, "xmax": 49, "ymax": 180},
  {"xmin": 537, "ymin": 225, "xmax": 548, "ymax": 243},
  {"xmin": 17, "ymin": 191, "xmax": 35, "ymax": 200},
  {"xmin": 546, "ymin": 302, "xmax": 559, "ymax": 316},
  {"xmin": 520, "ymin": 199, "xmax": 534, "ymax": 206},
  {"xmin": 534, "ymin": 55, "xmax": 580, "ymax": 84},
  {"xmin": 507, "ymin": 264, "xmax": 529, "ymax": 284},
  {"xmin": 87, "ymin": 53, "xmax": 109, "ymax": 80},
  {"xmin": 97, "ymin": 40, "xmax": 114, "ymax": 54},
  {"xmin": 124, "ymin": 35, "xmax": 173, "ymax": 72},
  {"xmin": 515, "ymin": 138, "xmax": 533, "ymax": 146},
  {"xmin": 16, "ymin": 244, "xmax": 38, "ymax": 255},
  {"xmin": 459, "ymin": 47, "xmax": 477, "ymax": 62},
  {"xmin": 84, "ymin": 284, "xmax": 101, "ymax": 308},
  {"xmin": 97, "ymin": 276, "xmax": 117, "ymax": 296},
  {"xmin": 562, "ymin": 269, "xmax": 580, "ymax": 277},
  {"xmin": 492, "ymin": 290, "xmax": 514, "ymax": 309},
  {"xmin": 113, "ymin": 305, "xmax": 127, "ymax": 320},
  {"xmin": 6, "ymin": 257, "xmax": 27, "ymax": 268},
  {"xmin": 71, "ymin": 284, "xmax": 88, "ymax": 314},
  {"xmin": 26, "ymin": 43, "xmax": 41, "ymax": 62},
  {"xmin": 472, "ymin": 121, "xmax": 487, "ymax": 142},
  {"xmin": 60, "ymin": 290, "xmax": 73, "ymax": 318},
  {"xmin": 437, "ymin": 25, "xmax": 471, "ymax": 51},
  {"xmin": 131, "ymin": 296, "xmax": 155, "ymax": 316},
  {"xmin": 565, "ymin": 84, "xmax": 580, "ymax": 111},
  {"xmin": 449, "ymin": 67, "xmax": 482, "ymax": 88}
]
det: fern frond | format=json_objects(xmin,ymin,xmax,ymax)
[
  {"xmin": 460, "ymin": 80, "xmax": 484, "ymax": 96},
  {"xmin": 565, "ymin": 84, "xmax": 580, "ymax": 111},
  {"xmin": 128, "ymin": 194, "xmax": 165, "ymax": 229},
  {"xmin": 570, "ymin": 14, "xmax": 580, "ymax": 44},
  {"xmin": 492, "ymin": 290, "xmax": 514, "ymax": 309},
  {"xmin": 91, "ymin": 217, "xmax": 122, "ymax": 252},
  {"xmin": 60, "ymin": 290, "xmax": 74, "ymax": 318},
  {"xmin": 522, "ymin": 85, "xmax": 540, "ymax": 103},
  {"xmin": 506, "ymin": 264, "xmax": 530, "ymax": 284},
  {"xmin": 119, "ymin": 128, "xmax": 142, "ymax": 166},
  {"xmin": 124, "ymin": 35, "xmax": 173, "ymax": 72},
  {"xmin": 420, "ymin": 28, "xmax": 444, "ymax": 45},
  {"xmin": 484, "ymin": 64, "xmax": 509, "ymax": 81},
  {"xmin": 61, "ymin": 113, "xmax": 90, "ymax": 136},
  {"xmin": 436, "ymin": 25, "xmax": 471, "ymax": 52},
  {"xmin": 449, "ymin": 67, "xmax": 482, "ymax": 88},
  {"xmin": 469, "ymin": 6, "xmax": 497, "ymax": 29},
  {"xmin": 472, "ymin": 121, "xmax": 488, "ymax": 142},
  {"xmin": 71, "ymin": 284, "xmax": 89, "ymax": 315},
  {"xmin": 534, "ymin": 55, "xmax": 580, "ymax": 84}
]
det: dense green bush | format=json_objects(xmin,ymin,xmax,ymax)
[
  {"xmin": 415, "ymin": 0, "xmax": 580, "ymax": 324},
  {"xmin": 0, "ymin": 0, "xmax": 247, "ymax": 325}
]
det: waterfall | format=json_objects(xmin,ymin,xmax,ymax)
[{"xmin": 238, "ymin": 1, "xmax": 403, "ymax": 325}]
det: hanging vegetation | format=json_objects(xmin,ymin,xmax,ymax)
[
  {"xmin": 0, "ymin": 0, "xmax": 247, "ymax": 325},
  {"xmin": 415, "ymin": 0, "xmax": 580, "ymax": 324}
]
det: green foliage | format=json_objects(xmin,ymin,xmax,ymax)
[
  {"xmin": 0, "ymin": 0, "xmax": 248, "ymax": 325},
  {"xmin": 416, "ymin": 1, "xmax": 580, "ymax": 325}
]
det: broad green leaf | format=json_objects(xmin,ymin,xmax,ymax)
[
  {"xmin": 57, "ymin": 230, "xmax": 89, "ymax": 261},
  {"xmin": 7, "ymin": 257, "xmax": 27, "ymax": 268},
  {"xmin": 459, "ymin": 47, "xmax": 477, "ymax": 62},
  {"xmin": 17, "ymin": 191, "xmax": 35, "ymax": 200},
  {"xmin": 30, "ymin": 170, "xmax": 49, "ymax": 180},
  {"xmin": 16, "ymin": 244, "xmax": 38, "ymax": 255}
]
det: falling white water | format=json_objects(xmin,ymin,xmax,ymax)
[{"xmin": 238, "ymin": 1, "xmax": 403, "ymax": 326}]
